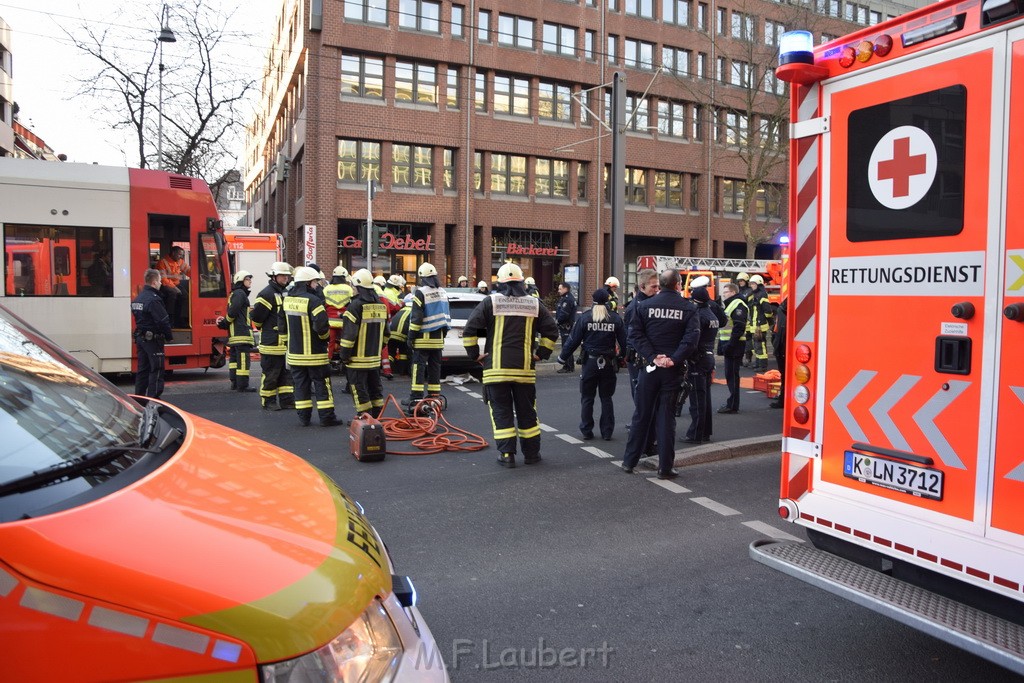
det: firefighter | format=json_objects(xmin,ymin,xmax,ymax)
[
  {"xmin": 770, "ymin": 298, "xmax": 788, "ymax": 409},
  {"xmin": 477, "ymin": 280, "xmax": 490, "ymax": 295},
  {"xmin": 554, "ymin": 283, "xmax": 577, "ymax": 373},
  {"xmin": 463, "ymin": 262, "xmax": 559, "ymax": 467},
  {"xmin": 405, "ymin": 262, "xmax": 451, "ymax": 412},
  {"xmin": 156, "ymin": 245, "xmax": 191, "ymax": 327},
  {"xmin": 748, "ymin": 274, "xmax": 773, "ymax": 371},
  {"xmin": 251, "ymin": 261, "xmax": 295, "ymax": 411},
  {"xmin": 683, "ymin": 276, "xmax": 726, "ymax": 444},
  {"xmin": 388, "ymin": 299, "xmax": 413, "ymax": 376},
  {"xmin": 225, "ymin": 270, "xmax": 256, "ymax": 393},
  {"xmin": 557, "ymin": 288, "xmax": 627, "ymax": 441},
  {"xmin": 339, "ymin": 269, "xmax": 390, "ymax": 416},
  {"xmin": 735, "ymin": 272, "xmax": 754, "ymax": 366},
  {"xmin": 603, "ymin": 276, "xmax": 621, "ymax": 311},
  {"xmin": 716, "ymin": 281, "xmax": 748, "ymax": 414},
  {"xmin": 131, "ymin": 268, "xmax": 174, "ymax": 398},
  {"xmin": 324, "ymin": 265, "xmax": 354, "ymax": 369},
  {"xmin": 372, "ymin": 275, "xmax": 386, "ymax": 297},
  {"xmin": 284, "ymin": 266, "xmax": 342, "ymax": 427},
  {"xmin": 384, "ymin": 274, "xmax": 406, "ymax": 311},
  {"xmin": 524, "ymin": 276, "xmax": 541, "ymax": 298},
  {"xmin": 621, "ymin": 269, "xmax": 699, "ymax": 480},
  {"xmin": 457, "ymin": 275, "xmax": 469, "ymax": 288},
  {"xmin": 304, "ymin": 263, "xmax": 326, "ymax": 302}
]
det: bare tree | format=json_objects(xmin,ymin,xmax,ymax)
[{"xmin": 64, "ymin": 0, "xmax": 255, "ymax": 196}]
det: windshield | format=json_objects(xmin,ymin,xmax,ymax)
[
  {"xmin": 449, "ymin": 299, "xmax": 483, "ymax": 323},
  {"xmin": 0, "ymin": 306, "xmax": 142, "ymax": 509}
]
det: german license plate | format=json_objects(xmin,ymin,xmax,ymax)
[{"xmin": 843, "ymin": 451, "xmax": 944, "ymax": 501}]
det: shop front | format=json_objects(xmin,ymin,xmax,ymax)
[
  {"xmin": 337, "ymin": 220, "xmax": 434, "ymax": 283},
  {"xmin": 490, "ymin": 229, "xmax": 569, "ymax": 299}
]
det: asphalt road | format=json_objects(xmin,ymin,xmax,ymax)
[{"xmin": 154, "ymin": 366, "xmax": 1019, "ymax": 682}]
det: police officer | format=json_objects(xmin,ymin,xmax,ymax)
[
  {"xmin": 524, "ymin": 276, "xmax": 541, "ymax": 298},
  {"xmin": 131, "ymin": 268, "xmax": 174, "ymax": 398},
  {"xmin": 716, "ymin": 281, "xmax": 748, "ymax": 414},
  {"xmin": 226, "ymin": 270, "xmax": 256, "ymax": 392},
  {"xmin": 463, "ymin": 263, "xmax": 559, "ymax": 467},
  {"xmin": 558, "ymin": 289, "xmax": 626, "ymax": 441},
  {"xmin": 251, "ymin": 261, "xmax": 295, "ymax": 411},
  {"xmin": 735, "ymin": 272, "xmax": 753, "ymax": 366},
  {"xmin": 683, "ymin": 276, "xmax": 726, "ymax": 444},
  {"xmin": 748, "ymin": 274, "xmax": 773, "ymax": 371},
  {"xmin": 324, "ymin": 266, "xmax": 354, "ymax": 368},
  {"xmin": 621, "ymin": 269, "xmax": 699, "ymax": 479},
  {"xmin": 603, "ymin": 276, "xmax": 621, "ymax": 311},
  {"xmin": 623, "ymin": 268, "xmax": 659, "ymax": 399},
  {"xmin": 284, "ymin": 266, "xmax": 342, "ymax": 427},
  {"xmin": 339, "ymin": 269, "xmax": 390, "ymax": 416},
  {"xmin": 406, "ymin": 262, "xmax": 451, "ymax": 412},
  {"xmin": 554, "ymin": 282, "xmax": 577, "ymax": 373}
]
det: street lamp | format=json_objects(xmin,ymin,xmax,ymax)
[{"xmin": 157, "ymin": 5, "xmax": 176, "ymax": 171}]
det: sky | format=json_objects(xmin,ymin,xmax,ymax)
[{"xmin": 0, "ymin": 0, "xmax": 280, "ymax": 167}]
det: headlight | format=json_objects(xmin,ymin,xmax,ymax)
[{"xmin": 261, "ymin": 598, "xmax": 403, "ymax": 683}]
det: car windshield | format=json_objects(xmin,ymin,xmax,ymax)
[
  {"xmin": 449, "ymin": 300, "xmax": 482, "ymax": 323},
  {"xmin": 0, "ymin": 306, "xmax": 142, "ymax": 491}
]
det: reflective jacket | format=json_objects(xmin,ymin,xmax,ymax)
[
  {"xmin": 462, "ymin": 293, "xmax": 559, "ymax": 384},
  {"xmin": 717, "ymin": 294, "xmax": 748, "ymax": 355},
  {"xmin": 324, "ymin": 281, "xmax": 354, "ymax": 329},
  {"xmin": 604, "ymin": 286, "xmax": 619, "ymax": 312},
  {"xmin": 284, "ymin": 283, "xmax": 330, "ymax": 366},
  {"xmin": 251, "ymin": 280, "xmax": 288, "ymax": 355},
  {"xmin": 226, "ymin": 282, "xmax": 254, "ymax": 347},
  {"xmin": 409, "ymin": 286, "xmax": 451, "ymax": 349},
  {"xmin": 388, "ymin": 305, "xmax": 412, "ymax": 345},
  {"xmin": 339, "ymin": 288, "xmax": 390, "ymax": 370},
  {"xmin": 747, "ymin": 285, "xmax": 773, "ymax": 333},
  {"xmin": 156, "ymin": 256, "xmax": 189, "ymax": 288}
]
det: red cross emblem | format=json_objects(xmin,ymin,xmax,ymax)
[
  {"xmin": 876, "ymin": 137, "xmax": 928, "ymax": 198},
  {"xmin": 868, "ymin": 126, "xmax": 936, "ymax": 210}
]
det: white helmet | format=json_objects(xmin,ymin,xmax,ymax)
[
  {"xmin": 292, "ymin": 266, "xmax": 319, "ymax": 283},
  {"xmin": 524, "ymin": 276, "xmax": 536, "ymax": 286},
  {"xmin": 477, "ymin": 280, "xmax": 487, "ymax": 288},
  {"xmin": 497, "ymin": 263, "xmax": 524, "ymax": 283},
  {"xmin": 317, "ymin": 271, "xmax": 328, "ymax": 283},
  {"xmin": 736, "ymin": 272, "xmax": 750, "ymax": 282},
  {"xmin": 333, "ymin": 265, "xmax": 350, "ymax": 278},
  {"xmin": 233, "ymin": 270, "xmax": 253, "ymax": 285},
  {"xmin": 605, "ymin": 276, "xmax": 620, "ymax": 288},
  {"xmin": 749, "ymin": 274, "xmax": 765, "ymax": 285},
  {"xmin": 418, "ymin": 262, "xmax": 438, "ymax": 278},
  {"xmin": 373, "ymin": 275, "xmax": 387, "ymax": 287},
  {"xmin": 457, "ymin": 275, "xmax": 468, "ymax": 283},
  {"xmin": 267, "ymin": 261, "xmax": 293, "ymax": 277},
  {"xmin": 388, "ymin": 274, "xmax": 406, "ymax": 287},
  {"xmin": 690, "ymin": 275, "xmax": 711, "ymax": 289},
  {"xmin": 352, "ymin": 268, "xmax": 375, "ymax": 289}
]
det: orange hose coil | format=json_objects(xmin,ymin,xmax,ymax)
[{"xmin": 373, "ymin": 394, "xmax": 490, "ymax": 455}]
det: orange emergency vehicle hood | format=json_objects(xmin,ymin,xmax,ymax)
[{"xmin": 0, "ymin": 407, "xmax": 391, "ymax": 662}]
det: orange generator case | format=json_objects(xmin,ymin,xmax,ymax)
[{"xmin": 349, "ymin": 413, "xmax": 386, "ymax": 462}]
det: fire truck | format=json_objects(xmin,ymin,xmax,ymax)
[
  {"xmin": 635, "ymin": 255, "xmax": 785, "ymax": 302},
  {"xmin": 750, "ymin": 0, "xmax": 1024, "ymax": 673},
  {"xmin": 224, "ymin": 228, "xmax": 284, "ymax": 296}
]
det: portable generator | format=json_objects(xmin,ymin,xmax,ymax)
[{"xmin": 350, "ymin": 413, "xmax": 386, "ymax": 462}]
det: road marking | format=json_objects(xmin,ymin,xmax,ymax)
[
  {"xmin": 556, "ymin": 433, "xmax": 583, "ymax": 444},
  {"xmin": 742, "ymin": 520, "xmax": 805, "ymax": 543},
  {"xmin": 454, "ymin": 385, "xmax": 471, "ymax": 392},
  {"xmin": 539, "ymin": 423, "xmax": 557, "ymax": 433},
  {"xmin": 581, "ymin": 446, "xmax": 614, "ymax": 459},
  {"xmin": 647, "ymin": 478, "xmax": 691, "ymax": 494},
  {"xmin": 467, "ymin": 392, "xmax": 483, "ymax": 399},
  {"xmin": 690, "ymin": 497, "xmax": 741, "ymax": 517}
]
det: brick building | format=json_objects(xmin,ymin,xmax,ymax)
[{"xmin": 245, "ymin": 0, "xmax": 919, "ymax": 295}]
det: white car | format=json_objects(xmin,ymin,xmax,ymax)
[{"xmin": 442, "ymin": 291, "xmax": 487, "ymax": 372}]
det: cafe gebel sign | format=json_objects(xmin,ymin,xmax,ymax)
[{"xmin": 338, "ymin": 232, "xmax": 433, "ymax": 252}]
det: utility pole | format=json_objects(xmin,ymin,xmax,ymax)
[
  {"xmin": 609, "ymin": 71, "xmax": 626, "ymax": 283},
  {"xmin": 365, "ymin": 179, "xmax": 379, "ymax": 271}
]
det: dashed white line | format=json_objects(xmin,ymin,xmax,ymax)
[
  {"xmin": 742, "ymin": 520, "xmax": 805, "ymax": 543},
  {"xmin": 647, "ymin": 478, "xmax": 691, "ymax": 494},
  {"xmin": 467, "ymin": 392, "xmax": 482, "ymax": 399},
  {"xmin": 556, "ymin": 433, "xmax": 583, "ymax": 444},
  {"xmin": 453, "ymin": 385, "xmax": 471, "ymax": 392},
  {"xmin": 581, "ymin": 446, "xmax": 614, "ymax": 459},
  {"xmin": 539, "ymin": 423, "xmax": 557, "ymax": 433},
  {"xmin": 690, "ymin": 497, "xmax": 742, "ymax": 517}
]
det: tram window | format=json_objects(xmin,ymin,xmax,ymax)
[
  {"xmin": 4, "ymin": 224, "xmax": 114, "ymax": 297},
  {"xmin": 197, "ymin": 233, "xmax": 226, "ymax": 298}
]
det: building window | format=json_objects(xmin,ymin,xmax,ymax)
[
  {"xmin": 716, "ymin": 56, "xmax": 727, "ymax": 83},
  {"xmin": 731, "ymin": 11, "xmax": 754, "ymax": 41},
  {"xmin": 663, "ymin": 0, "xmax": 689, "ymax": 26},
  {"xmin": 626, "ymin": 167, "xmax": 647, "ymax": 205},
  {"xmin": 443, "ymin": 149, "xmax": 455, "ymax": 189},
  {"xmin": 393, "ymin": 144, "xmax": 433, "ymax": 187},
  {"xmin": 491, "ymin": 153, "xmax": 527, "ymax": 195},
  {"xmin": 542, "ymin": 23, "xmax": 577, "ymax": 56},
  {"xmin": 535, "ymin": 158, "xmax": 570, "ymax": 198},
  {"xmin": 722, "ymin": 178, "xmax": 745, "ymax": 214},
  {"xmin": 452, "ymin": 5, "xmax": 464, "ymax": 37},
  {"xmin": 578, "ymin": 162, "xmax": 588, "ymax": 199},
  {"xmin": 870, "ymin": 10, "xmax": 882, "ymax": 25},
  {"xmin": 498, "ymin": 14, "xmax": 535, "ymax": 49},
  {"xmin": 584, "ymin": 30, "xmax": 596, "ymax": 60},
  {"xmin": 446, "ymin": 67, "xmax": 460, "ymax": 109},
  {"xmin": 580, "ymin": 89, "xmax": 592, "ymax": 125},
  {"xmin": 478, "ymin": 9, "xmax": 491, "ymax": 41},
  {"xmin": 764, "ymin": 19, "xmax": 785, "ymax": 46},
  {"xmin": 474, "ymin": 152, "xmax": 483, "ymax": 191},
  {"xmin": 661, "ymin": 46, "xmax": 690, "ymax": 76},
  {"xmin": 337, "ymin": 139, "xmax": 381, "ymax": 184},
  {"xmin": 755, "ymin": 184, "xmax": 783, "ymax": 218},
  {"xmin": 608, "ymin": 0, "xmax": 618, "ymax": 10},
  {"xmin": 697, "ymin": 2, "xmax": 707, "ymax": 31},
  {"xmin": 696, "ymin": 52, "xmax": 707, "ymax": 79},
  {"xmin": 341, "ymin": 54, "xmax": 384, "ymax": 98},
  {"xmin": 607, "ymin": 34, "xmax": 618, "ymax": 64},
  {"xmin": 693, "ymin": 104, "xmax": 704, "ymax": 140},
  {"xmin": 657, "ymin": 100, "xmax": 686, "ymax": 138},
  {"xmin": 716, "ymin": 6, "xmax": 727, "ymax": 34},
  {"xmin": 399, "ymin": 0, "xmax": 440, "ymax": 32},
  {"xmin": 626, "ymin": 94, "xmax": 649, "ymax": 132},
  {"xmin": 475, "ymin": 72, "xmax": 487, "ymax": 111},
  {"xmin": 624, "ymin": 38, "xmax": 655, "ymax": 69},
  {"xmin": 654, "ymin": 171, "xmax": 682, "ymax": 208},
  {"xmin": 494, "ymin": 75, "xmax": 530, "ymax": 117},
  {"xmin": 724, "ymin": 110, "xmax": 748, "ymax": 145},
  {"xmin": 625, "ymin": 0, "xmax": 654, "ymax": 18},
  {"xmin": 395, "ymin": 61, "xmax": 437, "ymax": 104},
  {"xmin": 538, "ymin": 82, "xmax": 572, "ymax": 121},
  {"xmin": 345, "ymin": 0, "xmax": 387, "ymax": 24},
  {"xmin": 690, "ymin": 174, "xmax": 700, "ymax": 210},
  {"xmin": 731, "ymin": 60, "xmax": 752, "ymax": 87}
]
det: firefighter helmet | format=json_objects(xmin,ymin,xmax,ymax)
[
  {"xmin": 457, "ymin": 275, "xmax": 469, "ymax": 283},
  {"xmin": 352, "ymin": 269, "xmax": 375, "ymax": 289},
  {"xmin": 736, "ymin": 272, "xmax": 750, "ymax": 282},
  {"xmin": 292, "ymin": 266, "xmax": 319, "ymax": 283},
  {"xmin": 418, "ymin": 262, "xmax": 438, "ymax": 278},
  {"xmin": 333, "ymin": 265, "xmax": 350, "ymax": 278},
  {"xmin": 232, "ymin": 270, "xmax": 253, "ymax": 284},
  {"xmin": 478, "ymin": 280, "xmax": 487, "ymax": 288},
  {"xmin": 497, "ymin": 263, "xmax": 524, "ymax": 282},
  {"xmin": 388, "ymin": 274, "xmax": 406, "ymax": 287},
  {"xmin": 605, "ymin": 276, "xmax": 620, "ymax": 288},
  {"xmin": 373, "ymin": 275, "xmax": 387, "ymax": 288},
  {"xmin": 267, "ymin": 261, "xmax": 293, "ymax": 277},
  {"xmin": 749, "ymin": 274, "xmax": 765, "ymax": 285},
  {"xmin": 525, "ymin": 276, "xmax": 536, "ymax": 286}
]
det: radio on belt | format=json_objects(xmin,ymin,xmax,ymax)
[{"xmin": 349, "ymin": 413, "xmax": 387, "ymax": 462}]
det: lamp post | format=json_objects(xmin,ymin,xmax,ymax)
[{"xmin": 157, "ymin": 5, "xmax": 176, "ymax": 171}]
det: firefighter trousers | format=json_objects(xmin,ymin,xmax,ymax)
[
  {"xmin": 228, "ymin": 344, "xmax": 252, "ymax": 389},
  {"xmin": 485, "ymin": 382, "xmax": 540, "ymax": 458},
  {"xmin": 348, "ymin": 367, "xmax": 384, "ymax": 414},
  {"xmin": 410, "ymin": 348, "xmax": 442, "ymax": 399},
  {"xmin": 579, "ymin": 356, "xmax": 617, "ymax": 439},
  {"xmin": 260, "ymin": 354, "xmax": 294, "ymax": 407},
  {"xmin": 292, "ymin": 364, "xmax": 336, "ymax": 423}
]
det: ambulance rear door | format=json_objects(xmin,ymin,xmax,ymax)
[{"xmin": 815, "ymin": 31, "xmax": 1004, "ymax": 539}]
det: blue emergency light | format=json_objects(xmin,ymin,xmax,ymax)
[
  {"xmin": 779, "ymin": 235, "xmax": 790, "ymax": 245},
  {"xmin": 779, "ymin": 30, "xmax": 814, "ymax": 66}
]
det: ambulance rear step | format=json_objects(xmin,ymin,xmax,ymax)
[{"xmin": 749, "ymin": 539, "xmax": 1024, "ymax": 675}]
